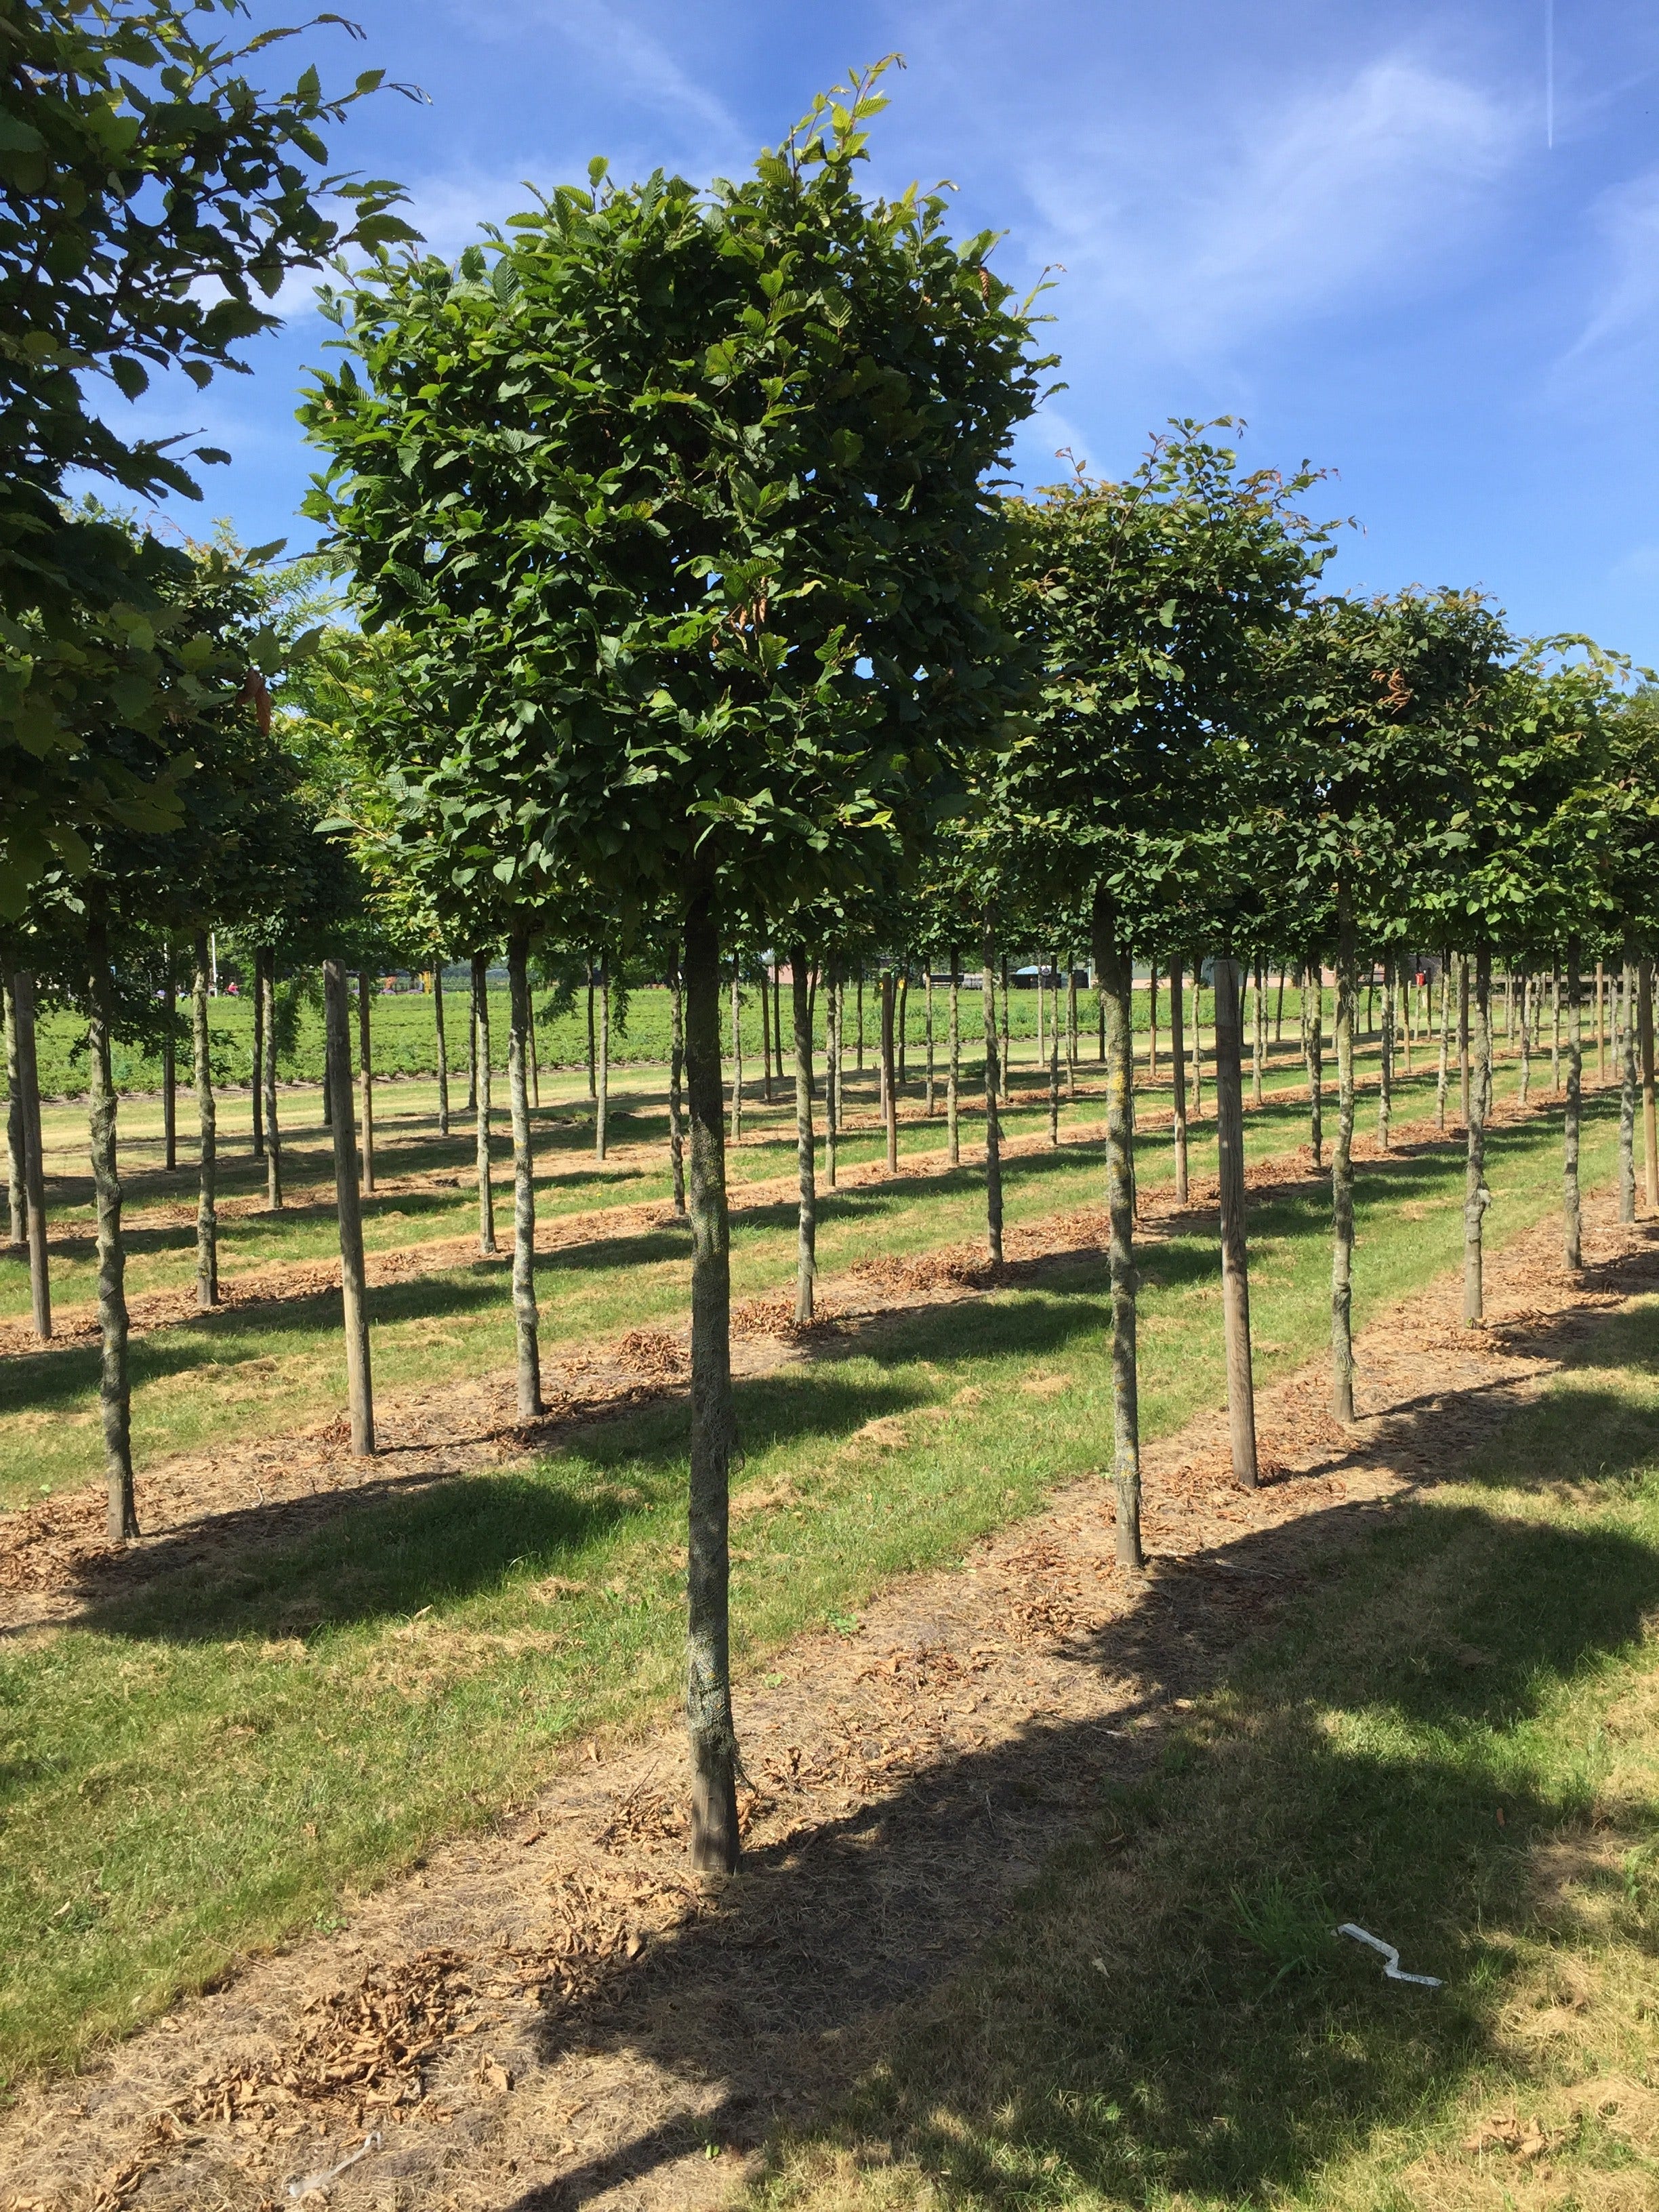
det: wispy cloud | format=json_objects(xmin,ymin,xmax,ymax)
[
  {"xmin": 1563, "ymin": 165, "xmax": 1659, "ymax": 368},
  {"xmin": 1021, "ymin": 52, "xmax": 1520, "ymax": 363}
]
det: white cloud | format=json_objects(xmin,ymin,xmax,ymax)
[
  {"xmin": 1564, "ymin": 166, "xmax": 1659, "ymax": 367},
  {"xmin": 1021, "ymin": 52, "xmax": 1519, "ymax": 363}
]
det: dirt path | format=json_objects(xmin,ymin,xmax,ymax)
[{"xmin": 3, "ymin": 1178, "xmax": 1652, "ymax": 2212}]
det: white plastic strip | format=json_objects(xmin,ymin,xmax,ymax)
[{"xmin": 1336, "ymin": 1921, "xmax": 1441, "ymax": 1986}]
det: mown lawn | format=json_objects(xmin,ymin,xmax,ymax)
[
  {"xmin": 760, "ymin": 1291, "xmax": 1659, "ymax": 2212},
  {"xmin": 0, "ymin": 1083, "xmax": 1621, "ymax": 2081}
]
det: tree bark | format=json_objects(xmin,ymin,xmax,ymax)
[
  {"xmin": 529, "ymin": 991, "xmax": 540, "ymax": 1109},
  {"xmin": 669, "ymin": 954, "xmax": 687, "ymax": 1216},
  {"xmin": 825, "ymin": 964, "xmax": 840, "ymax": 1191},
  {"xmin": 193, "ymin": 933, "xmax": 218, "ymax": 1309},
  {"xmin": 1000, "ymin": 952, "xmax": 1010, "ymax": 1103},
  {"xmin": 1596, "ymin": 961, "xmax": 1606, "ymax": 1085},
  {"xmin": 433, "ymin": 964, "xmax": 450, "ymax": 1137},
  {"xmin": 88, "ymin": 918, "xmax": 138, "ymax": 1542},
  {"xmin": 1148, "ymin": 963, "xmax": 1158, "ymax": 1080},
  {"xmin": 1213, "ymin": 956, "xmax": 1258, "ymax": 1488},
  {"xmin": 1458, "ymin": 954, "xmax": 1471, "ymax": 1127},
  {"xmin": 880, "ymin": 967, "xmax": 898, "ymax": 1174},
  {"xmin": 897, "ymin": 967, "xmax": 908, "ymax": 1090},
  {"xmin": 682, "ymin": 889, "xmax": 741, "ymax": 1874},
  {"xmin": 1435, "ymin": 955, "xmax": 1450, "ymax": 1134},
  {"xmin": 162, "ymin": 947, "xmax": 178, "ymax": 1170},
  {"xmin": 947, "ymin": 948, "xmax": 961, "ymax": 1168},
  {"xmin": 729, "ymin": 967, "xmax": 743, "ymax": 1144},
  {"xmin": 11, "ymin": 970, "xmax": 49, "ymax": 1337},
  {"xmin": 3, "ymin": 972, "xmax": 24, "ymax": 1250},
  {"xmin": 792, "ymin": 945, "xmax": 816, "ymax": 1325},
  {"xmin": 1564, "ymin": 940, "xmax": 1582, "ymax": 1271},
  {"xmin": 1330, "ymin": 926, "xmax": 1357, "ymax": 1424},
  {"xmin": 1251, "ymin": 956, "xmax": 1265, "ymax": 1106},
  {"xmin": 508, "ymin": 930, "xmax": 542, "ymax": 1419},
  {"xmin": 1095, "ymin": 905, "xmax": 1143, "ymax": 1571},
  {"xmin": 586, "ymin": 968, "xmax": 596, "ymax": 1099},
  {"xmin": 356, "ymin": 969, "xmax": 375, "ymax": 1195},
  {"xmin": 1620, "ymin": 960, "xmax": 1639, "ymax": 1223},
  {"xmin": 1551, "ymin": 968, "xmax": 1561, "ymax": 1094},
  {"xmin": 1377, "ymin": 953, "xmax": 1393, "ymax": 1151},
  {"xmin": 324, "ymin": 960, "xmax": 374, "ymax": 1454},
  {"xmin": 472, "ymin": 952, "xmax": 497, "ymax": 1255},
  {"xmin": 595, "ymin": 954, "xmax": 610, "ymax": 1160},
  {"xmin": 1169, "ymin": 958, "xmax": 1189, "ymax": 1203},
  {"xmin": 1464, "ymin": 946, "xmax": 1493, "ymax": 1324},
  {"xmin": 1047, "ymin": 949, "xmax": 1061, "ymax": 1147},
  {"xmin": 924, "ymin": 970, "xmax": 935, "ymax": 1117},
  {"xmin": 1190, "ymin": 958, "xmax": 1205, "ymax": 1120},
  {"xmin": 1642, "ymin": 960, "xmax": 1658, "ymax": 1214},
  {"xmin": 982, "ymin": 926, "xmax": 1003, "ymax": 1263},
  {"xmin": 251, "ymin": 954, "xmax": 265, "ymax": 1162},
  {"xmin": 262, "ymin": 949, "xmax": 283, "ymax": 1212},
  {"xmin": 1519, "ymin": 972, "xmax": 1532, "ymax": 1105},
  {"xmin": 1304, "ymin": 960, "xmax": 1324, "ymax": 1169},
  {"xmin": 1067, "ymin": 958, "xmax": 1079, "ymax": 1101}
]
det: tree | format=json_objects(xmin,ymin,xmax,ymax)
[
  {"xmin": 303, "ymin": 66, "xmax": 1046, "ymax": 1868},
  {"xmin": 0, "ymin": 0, "xmax": 415, "ymax": 914}
]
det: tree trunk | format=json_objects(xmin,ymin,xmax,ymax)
[
  {"xmin": 947, "ymin": 948, "xmax": 961, "ymax": 1168},
  {"xmin": 251, "ymin": 954, "xmax": 265, "ymax": 1162},
  {"xmin": 1642, "ymin": 960, "xmax": 1658, "ymax": 1214},
  {"xmin": 1377, "ymin": 954, "xmax": 1393, "ymax": 1151},
  {"xmin": 1095, "ymin": 905, "xmax": 1143, "ymax": 1572},
  {"xmin": 11, "ymin": 971, "xmax": 49, "ymax": 1337},
  {"xmin": 1435, "ymin": 956, "xmax": 1450, "ymax": 1134},
  {"xmin": 88, "ymin": 919, "xmax": 138, "ymax": 1542},
  {"xmin": 669, "ymin": 956, "xmax": 687, "ymax": 1216},
  {"xmin": 792, "ymin": 945, "xmax": 816, "ymax": 1325},
  {"xmin": 356, "ymin": 970, "xmax": 375, "ymax": 1195},
  {"xmin": 595, "ymin": 954, "xmax": 610, "ymax": 1161},
  {"xmin": 1551, "ymin": 968, "xmax": 1561, "ymax": 1094},
  {"xmin": 1169, "ymin": 958, "xmax": 1189, "ymax": 1204},
  {"xmin": 1564, "ymin": 940, "xmax": 1582, "ymax": 1271},
  {"xmin": 1398, "ymin": 964, "xmax": 1413, "ymax": 1075},
  {"xmin": 1251, "ymin": 956, "xmax": 1265, "ymax": 1106},
  {"xmin": 529, "ymin": 991, "xmax": 540, "ymax": 1109},
  {"xmin": 586, "ymin": 969, "xmax": 596, "ymax": 1099},
  {"xmin": 1458, "ymin": 954, "xmax": 1471, "ymax": 1126},
  {"xmin": 465, "ymin": 972, "xmax": 477, "ymax": 1118},
  {"xmin": 924, "ymin": 969, "xmax": 935, "ymax": 1117},
  {"xmin": 262, "ymin": 949, "xmax": 283, "ymax": 1212},
  {"xmin": 162, "ymin": 947, "xmax": 178, "ymax": 1170},
  {"xmin": 1148, "ymin": 963, "xmax": 1158, "ymax": 1080},
  {"xmin": 194, "ymin": 933, "xmax": 218, "ymax": 1309},
  {"xmin": 1000, "ymin": 952, "xmax": 1010, "ymax": 1102},
  {"xmin": 855, "ymin": 973, "xmax": 864, "ymax": 1072},
  {"xmin": 1519, "ymin": 972, "xmax": 1532, "ymax": 1105},
  {"xmin": 3, "ymin": 972, "xmax": 24, "ymax": 1250},
  {"xmin": 433, "ymin": 965, "xmax": 450, "ymax": 1137},
  {"xmin": 1304, "ymin": 961, "xmax": 1324, "ymax": 1170},
  {"xmin": 1620, "ymin": 960, "xmax": 1638, "ymax": 1223},
  {"xmin": 1274, "ymin": 964, "xmax": 1286, "ymax": 1046},
  {"xmin": 508, "ymin": 930, "xmax": 542, "ymax": 1419},
  {"xmin": 729, "ymin": 968, "xmax": 743, "ymax": 1144},
  {"xmin": 1330, "ymin": 926, "xmax": 1357, "ymax": 1423},
  {"xmin": 982, "ymin": 925, "xmax": 1003, "ymax": 1263},
  {"xmin": 682, "ymin": 889, "xmax": 741, "ymax": 1874},
  {"xmin": 472, "ymin": 952, "xmax": 497, "ymax": 1255},
  {"xmin": 1597, "ymin": 960, "xmax": 1606, "ymax": 1084},
  {"xmin": 1067, "ymin": 959, "xmax": 1079, "ymax": 1101},
  {"xmin": 1213, "ymin": 957, "xmax": 1258, "ymax": 1489},
  {"xmin": 826, "ymin": 966, "xmax": 840, "ymax": 1190},
  {"xmin": 323, "ymin": 960, "xmax": 374, "ymax": 1454},
  {"xmin": 1190, "ymin": 958, "xmax": 1205, "ymax": 1120},
  {"xmin": 1047, "ymin": 950, "xmax": 1061, "ymax": 1147},
  {"xmin": 762, "ymin": 960, "xmax": 775, "ymax": 1103},
  {"xmin": 880, "ymin": 967, "xmax": 898, "ymax": 1174},
  {"xmin": 897, "ymin": 967, "xmax": 909, "ymax": 1089},
  {"xmin": 1464, "ymin": 946, "xmax": 1493, "ymax": 1324}
]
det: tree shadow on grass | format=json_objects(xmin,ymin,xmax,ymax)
[{"xmin": 493, "ymin": 1408, "xmax": 1659, "ymax": 2211}]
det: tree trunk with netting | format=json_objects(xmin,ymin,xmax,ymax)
[
  {"xmin": 324, "ymin": 960, "xmax": 374, "ymax": 1454},
  {"xmin": 194, "ymin": 933, "xmax": 218, "ymax": 1309}
]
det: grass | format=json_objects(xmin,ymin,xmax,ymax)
[
  {"xmin": 0, "ymin": 1052, "xmax": 1558, "ymax": 1502},
  {"xmin": 756, "ymin": 1304, "xmax": 1659, "ymax": 2212},
  {"xmin": 0, "ymin": 1080, "xmax": 1625, "ymax": 2078}
]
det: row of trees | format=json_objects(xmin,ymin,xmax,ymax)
[{"xmin": 7, "ymin": 24, "xmax": 1658, "ymax": 1872}]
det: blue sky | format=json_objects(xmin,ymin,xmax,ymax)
[{"xmin": 119, "ymin": 0, "xmax": 1659, "ymax": 659}]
